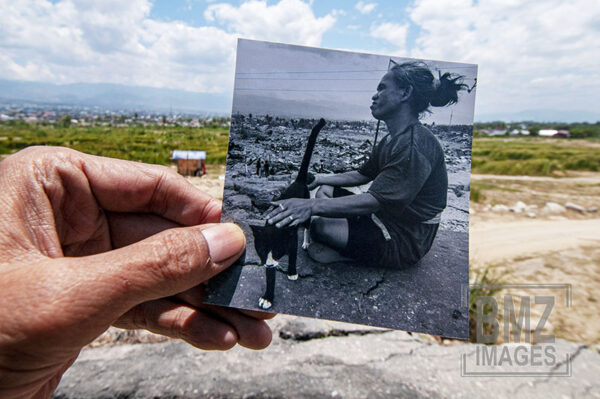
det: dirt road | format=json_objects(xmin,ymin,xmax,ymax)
[
  {"xmin": 468, "ymin": 173, "xmax": 599, "ymax": 345},
  {"xmin": 470, "ymin": 218, "xmax": 600, "ymax": 265},
  {"xmin": 472, "ymin": 172, "xmax": 600, "ymax": 184}
]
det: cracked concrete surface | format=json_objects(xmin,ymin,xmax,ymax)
[
  {"xmin": 206, "ymin": 228, "xmax": 469, "ymax": 339},
  {"xmin": 54, "ymin": 316, "xmax": 600, "ymax": 399}
]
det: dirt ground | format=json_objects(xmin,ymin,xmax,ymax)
[
  {"xmin": 469, "ymin": 171, "xmax": 600, "ymax": 346},
  {"xmin": 178, "ymin": 164, "xmax": 226, "ymax": 200}
]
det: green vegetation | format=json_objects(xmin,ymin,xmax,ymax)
[
  {"xmin": 472, "ymin": 138, "xmax": 600, "ymax": 176},
  {"xmin": 470, "ymin": 185, "xmax": 483, "ymax": 202},
  {"xmin": 471, "ymin": 182, "xmax": 521, "ymax": 192},
  {"xmin": 470, "ymin": 182, "xmax": 523, "ymax": 202},
  {"xmin": 469, "ymin": 267, "xmax": 505, "ymax": 343},
  {"xmin": 0, "ymin": 122, "xmax": 230, "ymax": 165},
  {"xmin": 2, "ymin": 122, "xmax": 599, "ymax": 178}
]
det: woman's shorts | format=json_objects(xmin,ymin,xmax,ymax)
[
  {"xmin": 331, "ymin": 187, "xmax": 439, "ymax": 269},
  {"xmin": 331, "ymin": 187, "xmax": 387, "ymax": 267},
  {"xmin": 339, "ymin": 214, "xmax": 388, "ymax": 268}
]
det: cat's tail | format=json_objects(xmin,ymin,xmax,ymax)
[{"xmin": 296, "ymin": 118, "xmax": 326, "ymax": 184}]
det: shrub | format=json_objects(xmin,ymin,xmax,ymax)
[
  {"xmin": 470, "ymin": 186, "xmax": 483, "ymax": 202},
  {"xmin": 469, "ymin": 267, "xmax": 505, "ymax": 343}
]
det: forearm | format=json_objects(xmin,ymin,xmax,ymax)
[
  {"xmin": 317, "ymin": 171, "xmax": 371, "ymax": 187},
  {"xmin": 311, "ymin": 193, "xmax": 380, "ymax": 218}
]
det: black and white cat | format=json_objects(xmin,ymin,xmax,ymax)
[{"xmin": 250, "ymin": 118, "xmax": 326, "ymax": 310}]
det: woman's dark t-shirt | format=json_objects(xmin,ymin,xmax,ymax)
[{"xmin": 357, "ymin": 123, "xmax": 447, "ymax": 267}]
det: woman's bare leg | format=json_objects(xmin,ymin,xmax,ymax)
[
  {"xmin": 307, "ymin": 216, "xmax": 353, "ymax": 263},
  {"xmin": 315, "ymin": 184, "xmax": 334, "ymax": 199},
  {"xmin": 307, "ymin": 185, "xmax": 356, "ymax": 263},
  {"xmin": 303, "ymin": 185, "xmax": 334, "ymax": 250}
]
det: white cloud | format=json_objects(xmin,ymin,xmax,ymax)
[
  {"xmin": 407, "ymin": 0, "xmax": 600, "ymax": 115},
  {"xmin": 370, "ymin": 23, "xmax": 409, "ymax": 54},
  {"xmin": 0, "ymin": 0, "xmax": 234, "ymax": 91},
  {"xmin": 0, "ymin": 0, "xmax": 336, "ymax": 93},
  {"xmin": 204, "ymin": 0, "xmax": 336, "ymax": 47},
  {"xmin": 355, "ymin": 1, "xmax": 377, "ymax": 15}
]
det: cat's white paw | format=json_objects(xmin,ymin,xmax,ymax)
[
  {"xmin": 266, "ymin": 251, "xmax": 279, "ymax": 266},
  {"xmin": 258, "ymin": 297, "xmax": 272, "ymax": 310},
  {"xmin": 287, "ymin": 273, "xmax": 298, "ymax": 281},
  {"xmin": 302, "ymin": 229, "xmax": 310, "ymax": 250}
]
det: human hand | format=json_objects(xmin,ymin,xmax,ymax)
[
  {"xmin": 265, "ymin": 198, "xmax": 313, "ymax": 228},
  {"xmin": 307, "ymin": 174, "xmax": 321, "ymax": 190},
  {"xmin": 0, "ymin": 147, "xmax": 273, "ymax": 399}
]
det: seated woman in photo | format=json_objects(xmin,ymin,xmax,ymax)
[{"xmin": 266, "ymin": 61, "xmax": 467, "ymax": 268}]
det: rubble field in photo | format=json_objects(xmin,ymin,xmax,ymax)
[{"xmin": 222, "ymin": 113, "xmax": 472, "ymax": 232}]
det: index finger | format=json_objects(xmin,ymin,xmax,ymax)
[
  {"xmin": 264, "ymin": 202, "xmax": 284, "ymax": 220},
  {"xmin": 81, "ymin": 152, "xmax": 221, "ymax": 226}
]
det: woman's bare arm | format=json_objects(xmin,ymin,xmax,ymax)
[{"xmin": 313, "ymin": 171, "xmax": 371, "ymax": 188}]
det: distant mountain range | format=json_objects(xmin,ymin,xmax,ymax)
[
  {"xmin": 232, "ymin": 92, "xmax": 370, "ymax": 121},
  {"xmin": 1, "ymin": 79, "xmax": 597, "ymax": 123},
  {"xmin": 0, "ymin": 79, "xmax": 232, "ymax": 115}
]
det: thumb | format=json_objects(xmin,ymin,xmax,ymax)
[{"xmin": 87, "ymin": 223, "xmax": 245, "ymax": 312}]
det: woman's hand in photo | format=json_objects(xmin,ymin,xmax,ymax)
[
  {"xmin": 266, "ymin": 199, "xmax": 314, "ymax": 228},
  {"xmin": 307, "ymin": 174, "xmax": 320, "ymax": 190}
]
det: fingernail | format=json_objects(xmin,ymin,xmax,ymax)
[
  {"xmin": 201, "ymin": 223, "xmax": 245, "ymax": 263},
  {"xmin": 223, "ymin": 329, "xmax": 238, "ymax": 346}
]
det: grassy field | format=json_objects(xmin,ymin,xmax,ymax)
[
  {"xmin": 2, "ymin": 123, "xmax": 599, "ymax": 177},
  {"xmin": 0, "ymin": 121, "xmax": 230, "ymax": 165},
  {"xmin": 472, "ymin": 137, "xmax": 600, "ymax": 176}
]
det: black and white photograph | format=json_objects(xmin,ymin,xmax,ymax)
[{"xmin": 206, "ymin": 39, "xmax": 477, "ymax": 338}]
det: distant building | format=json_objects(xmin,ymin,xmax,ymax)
[
  {"xmin": 171, "ymin": 150, "xmax": 207, "ymax": 176},
  {"xmin": 481, "ymin": 128, "xmax": 507, "ymax": 136},
  {"xmin": 539, "ymin": 129, "xmax": 569, "ymax": 138},
  {"xmin": 509, "ymin": 128, "xmax": 530, "ymax": 136}
]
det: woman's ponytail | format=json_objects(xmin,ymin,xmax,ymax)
[{"xmin": 430, "ymin": 72, "xmax": 468, "ymax": 107}]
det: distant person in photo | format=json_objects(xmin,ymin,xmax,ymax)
[{"xmin": 266, "ymin": 61, "xmax": 467, "ymax": 268}]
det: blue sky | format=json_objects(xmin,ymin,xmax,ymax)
[
  {"xmin": 148, "ymin": 0, "xmax": 416, "ymax": 53},
  {"xmin": 1, "ymin": 0, "xmax": 599, "ymax": 121}
]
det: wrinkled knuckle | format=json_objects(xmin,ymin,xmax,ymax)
[
  {"xmin": 205, "ymin": 197, "xmax": 222, "ymax": 214},
  {"xmin": 151, "ymin": 230, "xmax": 195, "ymax": 281},
  {"xmin": 40, "ymin": 147, "xmax": 79, "ymax": 167},
  {"xmin": 3, "ymin": 146, "xmax": 57, "ymax": 169},
  {"xmin": 164, "ymin": 307, "xmax": 190, "ymax": 338},
  {"xmin": 154, "ymin": 165, "xmax": 181, "ymax": 187},
  {"xmin": 165, "ymin": 166, "xmax": 180, "ymax": 178},
  {"xmin": 148, "ymin": 167, "xmax": 183, "ymax": 214}
]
